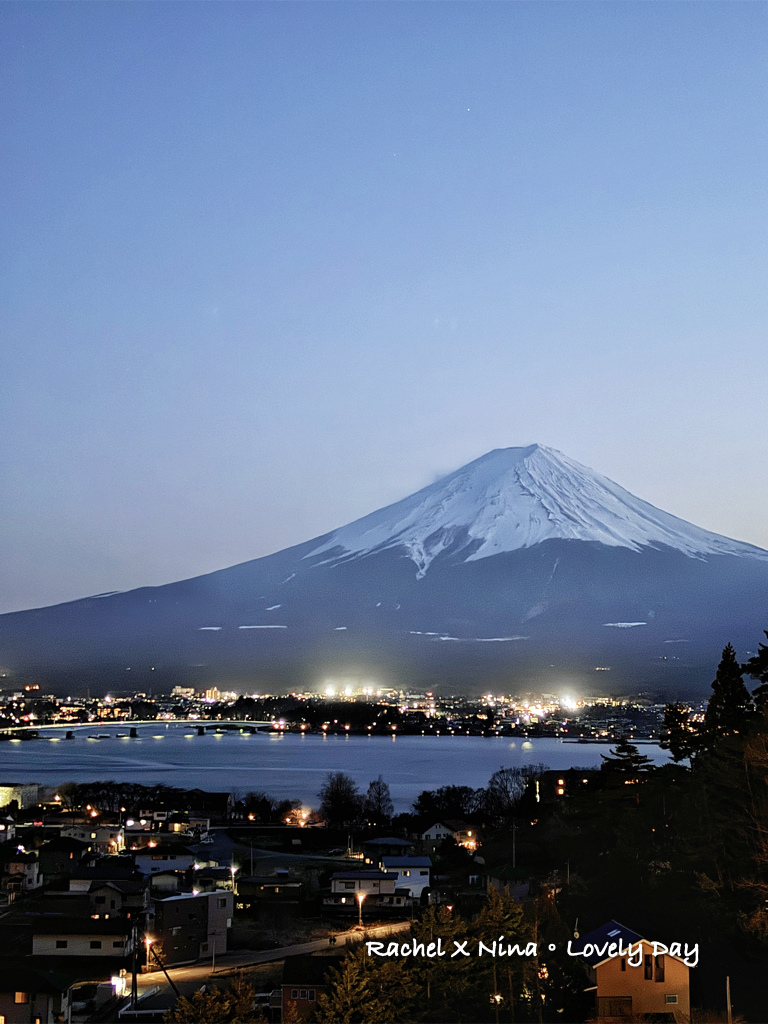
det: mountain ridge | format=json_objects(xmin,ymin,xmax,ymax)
[{"xmin": 2, "ymin": 445, "xmax": 767, "ymax": 695}]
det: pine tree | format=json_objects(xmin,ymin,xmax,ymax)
[
  {"xmin": 163, "ymin": 979, "xmax": 266, "ymax": 1023},
  {"xmin": 600, "ymin": 737, "xmax": 654, "ymax": 772},
  {"xmin": 702, "ymin": 643, "xmax": 754, "ymax": 745},
  {"xmin": 660, "ymin": 702, "xmax": 698, "ymax": 762},
  {"xmin": 744, "ymin": 629, "xmax": 768, "ymax": 715},
  {"xmin": 311, "ymin": 947, "xmax": 419, "ymax": 1023}
]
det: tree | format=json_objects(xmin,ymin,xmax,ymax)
[
  {"xmin": 164, "ymin": 978, "xmax": 266, "ymax": 1023},
  {"xmin": 600, "ymin": 738, "xmax": 654, "ymax": 772},
  {"xmin": 660, "ymin": 702, "xmax": 698, "ymax": 762},
  {"xmin": 412, "ymin": 785, "xmax": 481, "ymax": 824},
  {"xmin": 483, "ymin": 766, "xmax": 526, "ymax": 824},
  {"xmin": 311, "ymin": 947, "xmax": 418, "ymax": 1023},
  {"xmin": 318, "ymin": 772, "xmax": 363, "ymax": 830},
  {"xmin": 744, "ymin": 630, "xmax": 768, "ymax": 715},
  {"xmin": 702, "ymin": 643, "xmax": 754, "ymax": 745},
  {"xmin": 363, "ymin": 776, "xmax": 394, "ymax": 826}
]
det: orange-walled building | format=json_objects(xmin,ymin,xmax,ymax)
[{"xmin": 580, "ymin": 920, "xmax": 691, "ymax": 1023}]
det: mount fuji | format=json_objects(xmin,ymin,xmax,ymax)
[{"xmin": 3, "ymin": 445, "xmax": 768, "ymax": 695}]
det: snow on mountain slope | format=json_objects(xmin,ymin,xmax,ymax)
[{"xmin": 307, "ymin": 445, "xmax": 768, "ymax": 577}]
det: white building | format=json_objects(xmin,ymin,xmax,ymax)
[
  {"xmin": 134, "ymin": 844, "xmax": 196, "ymax": 875},
  {"xmin": 380, "ymin": 856, "xmax": 431, "ymax": 897},
  {"xmin": 32, "ymin": 916, "xmax": 133, "ymax": 958},
  {"xmin": 324, "ymin": 870, "xmax": 407, "ymax": 913}
]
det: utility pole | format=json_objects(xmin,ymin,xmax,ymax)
[
  {"xmin": 726, "ymin": 975, "xmax": 732, "ymax": 1024},
  {"xmin": 130, "ymin": 922, "xmax": 138, "ymax": 1009}
]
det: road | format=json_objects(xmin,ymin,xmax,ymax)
[{"xmin": 135, "ymin": 919, "xmax": 412, "ymax": 1008}]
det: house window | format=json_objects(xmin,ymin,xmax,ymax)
[
  {"xmin": 218, "ymin": 898, "xmax": 226, "ymax": 908},
  {"xmin": 95, "ymin": 896, "xmax": 106, "ymax": 904},
  {"xmin": 90, "ymin": 940, "xmax": 102, "ymax": 949},
  {"xmin": 309, "ymin": 990, "xmax": 316, "ymax": 1002},
  {"xmin": 14, "ymin": 993, "xmax": 29, "ymax": 1004},
  {"xmin": 300, "ymin": 989, "xmax": 307, "ymax": 999},
  {"xmin": 343, "ymin": 882, "xmax": 355, "ymax": 890},
  {"xmin": 620, "ymin": 958, "xmax": 626, "ymax": 971},
  {"xmin": 420, "ymin": 870, "xmax": 428, "ymax": 876},
  {"xmin": 666, "ymin": 995, "xmax": 678, "ymax": 1004},
  {"xmin": 644, "ymin": 955, "xmax": 653, "ymax": 980},
  {"xmin": 655, "ymin": 955, "xmax": 665, "ymax": 982},
  {"xmin": 291, "ymin": 989, "xmax": 299, "ymax": 999},
  {"xmin": 403, "ymin": 870, "xmax": 410, "ymax": 877},
  {"xmin": 113, "ymin": 940, "xmax": 124, "ymax": 948},
  {"xmin": 56, "ymin": 939, "xmax": 68, "ymax": 949}
]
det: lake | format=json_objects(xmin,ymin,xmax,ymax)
[{"xmin": 0, "ymin": 725, "xmax": 670, "ymax": 812}]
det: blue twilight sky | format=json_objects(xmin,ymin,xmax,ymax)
[{"xmin": 2, "ymin": 2, "xmax": 767, "ymax": 613}]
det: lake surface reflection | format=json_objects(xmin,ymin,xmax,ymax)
[{"xmin": 0, "ymin": 725, "xmax": 670, "ymax": 811}]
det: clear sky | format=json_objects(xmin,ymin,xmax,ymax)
[{"xmin": 2, "ymin": 2, "xmax": 767, "ymax": 613}]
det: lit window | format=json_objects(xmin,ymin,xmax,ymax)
[
  {"xmin": 665, "ymin": 995, "xmax": 678, "ymax": 1005},
  {"xmin": 14, "ymin": 993, "xmax": 29, "ymax": 1004}
]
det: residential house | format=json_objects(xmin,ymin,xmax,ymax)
[
  {"xmin": 68, "ymin": 859, "xmax": 141, "ymax": 890},
  {"xmin": 134, "ymin": 844, "xmax": 196, "ymax": 876},
  {"xmin": 361, "ymin": 837, "xmax": 413, "ymax": 864},
  {"xmin": 0, "ymin": 817, "xmax": 16, "ymax": 844},
  {"xmin": 1, "ymin": 851, "xmax": 42, "ymax": 893},
  {"xmin": 281, "ymin": 954, "xmax": 342, "ymax": 1023},
  {"xmin": 536, "ymin": 769, "xmax": 600, "ymax": 804},
  {"xmin": 323, "ymin": 870, "xmax": 407, "ymax": 914},
  {"xmin": 37, "ymin": 836, "xmax": 94, "ymax": 881},
  {"xmin": 61, "ymin": 823, "xmax": 124, "ymax": 854},
  {"xmin": 421, "ymin": 820, "xmax": 478, "ymax": 852},
  {"xmin": 149, "ymin": 890, "xmax": 233, "ymax": 967},
  {"xmin": 579, "ymin": 920, "xmax": 691, "ymax": 1023},
  {"xmin": 236, "ymin": 874, "xmax": 303, "ymax": 913},
  {"xmin": 0, "ymin": 966, "xmax": 72, "ymax": 1024},
  {"xmin": 31, "ymin": 915, "xmax": 133, "ymax": 960},
  {"xmin": 88, "ymin": 879, "xmax": 150, "ymax": 920},
  {"xmin": 380, "ymin": 856, "xmax": 431, "ymax": 898}
]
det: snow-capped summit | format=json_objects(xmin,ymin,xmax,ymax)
[
  {"xmin": 4, "ymin": 443, "xmax": 768, "ymax": 695},
  {"xmin": 308, "ymin": 444, "xmax": 767, "ymax": 577}
]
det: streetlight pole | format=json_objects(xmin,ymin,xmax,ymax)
[{"xmin": 356, "ymin": 891, "xmax": 366, "ymax": 927}]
